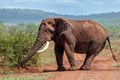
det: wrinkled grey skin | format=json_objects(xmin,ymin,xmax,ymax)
[{"xmin": 18, "ymin": 18, "xmax": 117, "ymax": 71}]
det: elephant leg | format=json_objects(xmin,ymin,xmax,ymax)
[
  {"xmin": 64, "ymin": 42, "xmax": 76, "ymax": 71},
  {"xmin": 80, "ymin": 43, "xmax": 105, "ymax": 70},
  {"xmin": 54, "ymin": 44, "xmax": 65, "ymax": 71},
  {"xmin": 80, "ymin": 53, "xmax": 95, "ymax": 70}
]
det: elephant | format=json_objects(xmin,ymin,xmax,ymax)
[{"xmin": 18, "ymin": 18, "xmax": 117, "ymax": 71}]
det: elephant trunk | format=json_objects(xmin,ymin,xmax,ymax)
[{"xmin": 19, "ymin": 35, "xmax": 46, "ymax": 67}]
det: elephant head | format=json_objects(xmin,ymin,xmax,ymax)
[{"xmin": 19, "ymin": 18, "xmax": 72, "ymax": 68}]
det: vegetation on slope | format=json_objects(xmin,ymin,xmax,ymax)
[{"xmin": 0, "ymin": 8, "xmax": 120, "ymax": 26}]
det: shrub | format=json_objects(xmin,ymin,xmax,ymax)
[{"xmin": 0, "ymin": 23, "xmax": 39, "ymax": 67}]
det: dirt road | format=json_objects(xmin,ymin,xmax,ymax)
[{"xmin": 47, "ymin": 51, "xmax": 120, "ymax": 80}]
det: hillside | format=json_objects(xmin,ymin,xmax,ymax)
[{"xmin": 0, "ymin": 8, "xmax": 120, "ymax": 26}]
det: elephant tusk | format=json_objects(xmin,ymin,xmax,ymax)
[{"xmin": 37, "ymin": 41, "xmax": 50, "ymax": 53}]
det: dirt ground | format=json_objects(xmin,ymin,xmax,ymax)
[
  {"xmin": 48, "ymin": 54, "xmax": 120, "ymax": 80},
  {"xmin": 0, "ymin": 49, "xmax": 120, "ymax": 80},
  {"xmin": 45, "ymin": 49, "xmax": 120, "ymax": 80}
]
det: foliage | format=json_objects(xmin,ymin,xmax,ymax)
[
  {"xmin": 38, "ymin": 42, "xmax": 55, "ymax": 66},
  {"xmin": 0, "ymin": 73, "xmax": 53, "ymax": 80},
  {"xmin": 106, "ymin": 26, "xmax": 120, "ymax": 39},
  {"xmin": 0, "ymin": 8, "xmax": 120, "ymax": 27},
  {"xmin": 0, "ymin": 23, "xmax": 39, "ymax": 67},
  {"xmin": 0, "ymin": 76, "xmax": 44, "ymax": 80},
  {"xmin": 0, "ymin": 8, "xmax": 60, "ymax": 23}
]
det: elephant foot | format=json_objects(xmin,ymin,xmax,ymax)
[
  {"xmin": 80, "ymin": 65, "xmax": 90, "ymax": 70},
  {"xmin": 68, "ymin": 66, "xmax": 77, "ymax": 71},
  {"xmin": 18, "ymin": 62, "xmax": 26, "ymax": 69},
  {"xmin": 57, "ymin": 67, "xmax": 65, "ymax": 71}
]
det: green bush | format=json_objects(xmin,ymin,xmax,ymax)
[
  {"xmin": 106, "ymin": 26, "xmax": 120, "ymax": 39},
  {"xmin": 0, "ymin": 23, "xmax": 39, "ymax": 67}
]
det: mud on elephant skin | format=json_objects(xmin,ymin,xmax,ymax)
[{"xmin": 18, "ymin": 18, "xmax": 117, "ymax": 71}]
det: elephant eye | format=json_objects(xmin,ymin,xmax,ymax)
[
  {"xmin": 48, "ymin": 22, "xmax": 55, "ymax": 27},
  {"xmin": 48, "ymin": 22, "xmax": 52, "ymax": 25},
  {"xmin": 42, "ymin": 23, "xmax": 46, "ymax": 26}
]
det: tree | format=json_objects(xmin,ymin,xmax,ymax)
[{"xmin": 26, "ymin": 22, "xmax": 38, "ymax": 35}]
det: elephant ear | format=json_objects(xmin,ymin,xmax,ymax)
[{"xmin": 55, "ymin": 18, "xmax": 73, "ymax": 42}]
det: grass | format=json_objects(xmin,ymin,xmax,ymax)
[
  {"xmin": 107, "ymin": 39, "xmax": 120, "ymax": 67},
  {"xmin": 38, "ymin": 42, "xmax": 56, "ymax": 65},
  {"xmin": 0, "ymin": 73, "xmax": 54, "ymax": 80},
  {"xmin": 110, "ymin": 40, "xmax": 120, "ymax": 62},
  {"xmin": 0, "ymin": 76, "xmax": 44, "ymax": 80},
  {"xmin": 98, "ymin": 39, "xmax": 120, "ymax": 60},
  {"xmin": 0, "ymin": 70, "xmax": 13, "ymax": 75},
  {"xmin": 112, "ymin": 63, "xmax": 120, "ymax": 67}
]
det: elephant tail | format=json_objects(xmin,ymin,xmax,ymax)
[{"xmin": 106, "ymin": 37, "xmax": 118, "ymax": 62}]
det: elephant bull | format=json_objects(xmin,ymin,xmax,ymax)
[{"xmin": 18, "ymin": 18, "xmax": 117, "ymax": 71}]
